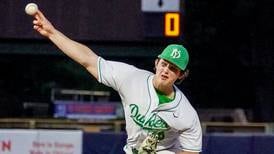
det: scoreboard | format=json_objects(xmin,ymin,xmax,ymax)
[
  {"xmin": 2, "ymin": 0, "xmax": 184, "ymax": 42},
  {"xmin": 143, "ymin": 12, "xmax": 181, "ymax": 38},
  {"xmin": 164, "ymin": 12, "xmax": 180, "ymax": 37},
  {"xmin": 142, "ymin": 0, "xmax": 182, "ymax": 38}
]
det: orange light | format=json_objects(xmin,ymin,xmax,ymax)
[{"xmin": 164, "ymin": 13, "xmax": 180, "ymax": 37}]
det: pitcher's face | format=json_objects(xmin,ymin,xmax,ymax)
[{"xmin": 154, "ymin": 59, "xmax": 183, "ymax": 86}]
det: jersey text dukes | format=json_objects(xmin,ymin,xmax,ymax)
[{"xmin": 129, "ymin": 104, "xmax": 169, "ymax": 131}]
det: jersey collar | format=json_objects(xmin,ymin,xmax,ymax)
[{"xmin": 148, "ymin": 75, "xmax": 182, "ymax": 112}]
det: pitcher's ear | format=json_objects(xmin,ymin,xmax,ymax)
[
  {"xmin": 154, "ymin": 59, "xmax": 160, "ymax": 69},
  {"xmin": 155, "ymin": 58, "xmax": 159, "ymax": 66}
]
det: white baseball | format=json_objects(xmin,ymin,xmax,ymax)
[{"xmin": 25, "ymin": 3, "xmax": 38, "ymax": 16}]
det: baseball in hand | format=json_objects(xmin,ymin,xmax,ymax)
[{"xmin": 25, "ymin": 3, "xmax": 38, "ymax": 16}]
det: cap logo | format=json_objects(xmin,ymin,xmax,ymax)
[{"xmin": 170, "ymin": 48, "xmax": 181, "ymax": 58}]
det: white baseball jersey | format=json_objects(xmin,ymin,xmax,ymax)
[{"xmin": 97, "ymin": 57, "xmax": 202, "ymax": 153}]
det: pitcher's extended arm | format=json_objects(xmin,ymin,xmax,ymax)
[{"xmin": 33, "ymin": 10, "xmax": 99, "ymax": 79}]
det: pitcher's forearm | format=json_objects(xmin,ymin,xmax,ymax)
[{"xmin": 48, "ymin": 29, "xmax": 99, "ymax": 79}]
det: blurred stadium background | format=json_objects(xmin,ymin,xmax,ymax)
[{"xmin": 0, "ymin": 0, "xmax": 273, "ymax": 154}]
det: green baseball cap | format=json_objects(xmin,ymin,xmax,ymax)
[{"xmin": 158, "ymin": 44, "xmax": 189, "ymax": 70}]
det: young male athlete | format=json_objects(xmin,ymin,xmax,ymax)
[{"xmin": 31, "ymin": 10, "xmax": 202, "ymax": 154}]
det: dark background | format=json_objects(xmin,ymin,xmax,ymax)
[{"xmin": 0, "ymin": 0, "xmax": 273, "ymax": 121}]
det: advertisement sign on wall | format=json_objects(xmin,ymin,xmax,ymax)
[
  {"xmin": 54, "ymin": 101, "xmax": 124, "ymax": 120},
  {"xmin": 0, "ymin": 129, "xmax": 82, "ymax": 154}
]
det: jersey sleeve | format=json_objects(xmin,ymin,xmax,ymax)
[
  {"xmin": 97, "ymin": 57, "xmax": 138, "ymax": 91},
  {"xmin": 177, "ymin": 113, "xmax": 203, "ymax": 152}
]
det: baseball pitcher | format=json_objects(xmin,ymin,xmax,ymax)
[{"xmin": 31, "ymin": 9, "xmax": 202, "ymax": 154}]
